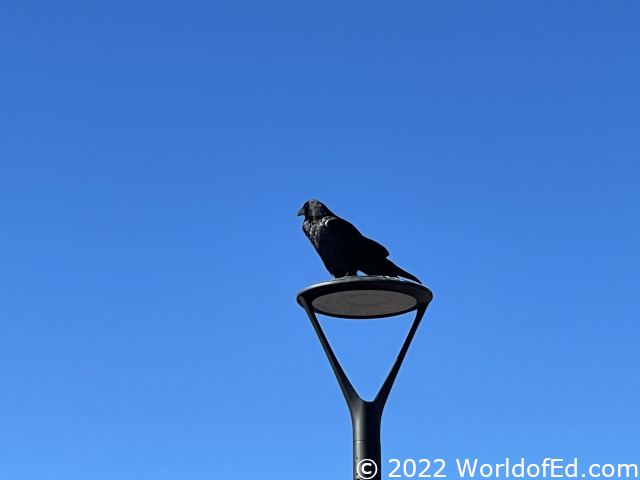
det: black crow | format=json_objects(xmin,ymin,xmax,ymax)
[{"xmin": 297, "ymin": 199, "xmax": 421, "ymax": 284}]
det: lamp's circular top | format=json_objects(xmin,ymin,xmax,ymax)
[{"xmin": 296, "ymin": 276, "xmax": 433, "ymax": 319}]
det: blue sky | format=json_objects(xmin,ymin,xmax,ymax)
[{"xmin": 1, "ymin": 1, "xmax": 639, "ymax": 479}]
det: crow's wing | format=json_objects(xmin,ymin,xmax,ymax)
[{"xmin": 323, "ymin": 217, "xmax": 390, "ymax": 259}]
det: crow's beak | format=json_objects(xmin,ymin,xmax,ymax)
[{"xmin": 297, "ymin": 207, "xmax": 305, "ymax": 217}]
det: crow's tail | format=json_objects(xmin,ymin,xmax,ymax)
[
  {"xmin": 383, "ymin": 259, "xmax": 422, "ymax": 284},
  {"xmin": 395, "ymin": 266, "xmax": 421, "ymax": 284}
]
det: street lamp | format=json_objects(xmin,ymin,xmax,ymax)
[{"xmin": 297, "ymin": 275, "xmax": 433, "ymax": 480}]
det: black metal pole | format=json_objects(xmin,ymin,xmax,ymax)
[{"xmin": 299, "ymin": 296, "xmax": 428, "ymax": 480}]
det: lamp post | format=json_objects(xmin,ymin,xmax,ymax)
[{"xmin": 297, "ymin": 276, "xmax": 433, "ymax": 480}]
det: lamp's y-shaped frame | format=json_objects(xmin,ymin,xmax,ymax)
[{"xmin": 298, "ymin": 294, "xmax": 429, "ymax": 480}]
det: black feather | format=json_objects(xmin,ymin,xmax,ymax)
[{"xmin": 297, "ymin": 199, "xmax": 421, "ymax": 284}]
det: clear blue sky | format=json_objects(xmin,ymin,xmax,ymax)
[{"xmin": 1, "ymin": 1, "xmax": 639, "ymax": 479}]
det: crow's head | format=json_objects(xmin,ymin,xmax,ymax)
[{"xmin": 297, "ymin": 199, "xmax": 334, "ymax": 221}]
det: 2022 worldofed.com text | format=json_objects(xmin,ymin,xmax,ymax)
[{"xmin": 385, "ymin": 458, "xmax": 638, "ymax": 478}]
